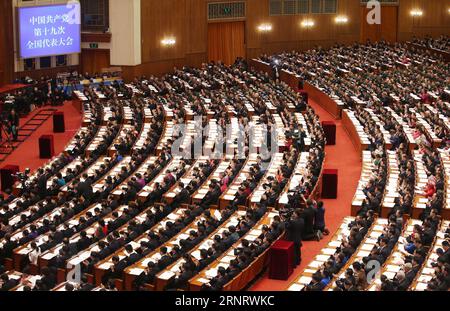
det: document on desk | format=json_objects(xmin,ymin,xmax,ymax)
[
  {"xmin": 316, "ymin": 255, "xmax": 330, "ymax": 262},
  {"xmin": 328, "ymin": 240, "xmax": 342, "ymax": 248},
  {"xmin": 197, "ymin": 278, "xmax": 210, "ymax": 284},
  {"xmin": 321, "ymin": 248, "xmax": 335, "ymax": 255},
  {"xmin": 298, "ymin": 276, "xmax": 312, "ymax": 284},
  {"xmin": 308, "ymin": 261, "xmax": 321, "ymax": 268},
  {"xmin": 288, "ymin": 284, "xmax": 304, "ymax": 291},
  {"xmin": 98, "ymin": 262, "xmax": 114, "ymax": 270},
  {"xmin": 191, "ymin": 250, "xmax": 202, "ymax": 261},
  {"xmin": 214, "ymin": 210, "xmax": 222, "ymax": 221},
  {"xmin": 159, "ymin": 270, "xmax": 175, "ymax": 280},
  {"xmin": 205, "ymin": 269, "xmax": 218, "ymax": 279}
]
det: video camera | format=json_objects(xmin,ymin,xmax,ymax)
[
  {"xmin": 13, "ymin": 168, "xmax": 31, "ymax": 192},
  {"xmin": 13, "ymin": 168, "xmax": 31, "ymax": 180}
]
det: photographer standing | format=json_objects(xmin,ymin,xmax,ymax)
[
  {"xmin": 8, "ymin": 109, "xmax": 19, "ymax": 142},
  {"xmin": 285, "ymin": 210, "xmax": 304, "ymax": 267}
]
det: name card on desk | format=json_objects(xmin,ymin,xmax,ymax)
[{"xmin": 129, "ymin": 268, "xmax": 145, "ymax": 276}]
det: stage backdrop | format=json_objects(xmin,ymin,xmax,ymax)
[{"xmin": 18, "ymin": 3, "xmax": 81, "ymax": 59}]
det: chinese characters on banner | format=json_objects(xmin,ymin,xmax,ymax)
[{"xmin": 19, "ymin": 5, "xmax": 81, "ymax": 58}]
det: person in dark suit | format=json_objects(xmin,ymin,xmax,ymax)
[
  {"xmin": 203, "ymin": 266, "xmax": 229, "ymax": 291},
  {"xmin": 157, "ymin": 246, "xmax": 172, "ymax": 270},
  {"xmin": 231, "ymin": 187, "xmax": 247, "ymax": 207},
  {"xmin": 0, "ymin": 273, "xmax": 19, "ymax": 291},
  {"xmin": 0, "ymin": 234, "xmax": 17, "ymax": 263},
  {"xmin": 36, "ymin": 169, "xmax": 48, "ymax": 198},
  {"xmin": 102, "ymin": 255, "xmax": 125, "ymax": 284},
  {"xmin": 171, "ymin": 183, "xmax": 190, "ymax": 207},
  {"xmin": 300, "ymin": 202, "xmax": 317, "ymax": 240},
  {"xmin": 133, "ymin": 261, "xmax": 158, "ymax": 290},
  {"xmin": 7, "ymin": 109, "xmax": 19, "ymax": 141},
  {"xmin": 124, "ymin": 244, "xmax": 140, "ymax": 264},
  {"xmin": 378, "ymin": 237, "xmax": 391, "ymax": 263},
  {"xmin": 40, "ymin": 267, "xmax": 56, "ymax": 290},
  {"xmin": 305, "ymin": 273, "xmax": 325, "ymax": 291},
  {"xmin": 77, "ymin": 174, "xmax": 93, "ymax": 202},
  {"xmin": 440, "ymin": 241, "xmax": 450, "ymax": 264},
  {"xmin": 201, "ymin": 184, "xmax": 221, "ymax": 208},
  {"xmin": 285, "ymin": 210, "xmax": 304, "ymax": 267},
  {"xmin": 76, "ymin": 231, "xmax": 91, "ymax": 251},
  {"xmin": 73, "ymin": 275, "xmax": 93, "ymax": 291}
]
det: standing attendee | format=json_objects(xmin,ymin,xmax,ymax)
[
  {"xmin": 7, "ymin": 109, "xmax": 19, "ymax": 142},
  {"xmin": 314, "ymin": 201, "xmax": 329, "ymax": 237},
  {"xmin": 286, "ymin": 210, "xmax": 304, "ymax": 267}
]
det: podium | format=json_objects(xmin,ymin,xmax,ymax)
[
  {"xmin": 53, "ymin": 111, "xmax": 65, "ymax": 133},
  {"xmin": 322, "ymin": 121, "xmax": 336, "ymax": 145},
  {"xmin": 39, "ymin": 135, "xmax": 54, "ymax": 159},
  {"xmin": 268, "ymin": 240, "xmax": 294, "ymax": 280},
  {"xmin": 1, "ymin": 165, "xmax": 19, "ymax": 192},
  {"xmin": 322, "ymin": 169, "xmax": 338, "ymax": 199}
]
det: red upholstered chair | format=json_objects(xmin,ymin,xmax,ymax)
[
  {"xmin": 39, "ymin": 135, "xmax": 55, "ymax": 159},
  {"xmin": 322, "ymin": 169, "xmax": 338, "ymax": 199}
]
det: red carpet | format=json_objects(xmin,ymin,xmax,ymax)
[
  {"xmin": 249, "ymin": 100, "xmax": 362, "ymax": 291},
  {"xmin": 0, "ymin": 101, "xmax": 82, "ymax": 188}
]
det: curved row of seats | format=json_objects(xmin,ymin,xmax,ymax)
[
  {"xmin": 0, "ymin": 60, "xmax": 325, "ymax": 291},
  {"xmin": 259, "ymin": 40, "xmax": 450, "ymax": 291}
]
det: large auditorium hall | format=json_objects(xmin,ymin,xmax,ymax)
[{"xmin": 0, "ymin": 0, "xmax": 449, "ymax": 308}]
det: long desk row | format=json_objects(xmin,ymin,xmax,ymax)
[
  {"xmin": 342, "ymin": 109, "xmax": 370, "ymax": 156},
  {"xmin": 410, "ymin": 220, "xmax": 450, "ymax": 290},
  {"xmin": 325, "ymin": 218, "xmax": 389, "ymax": 291},
  {"xmin": 367, "ymin": 219, "xmax": 423, "ymax": 291},
  {"xmin": 438, "ymin": 149, "xmax": 450, "ymax": 220},
  {"xmin": 412, "ymin": 150, "xmax": 431, "ymax": 219},
  {"xmin": 248, "ymin": 153, "xmax": 284, "ymax": 206},
  {"xmin": 304, "ymin": 82, "xmax": 345, "ymax": 119},
  {"xmin": 287, "ymin": 216, "xmax": 356, "ymax": 291},
  {"xmin": 351, "ymin": 151, "xmax": 374, "ymax": 216},
  {"xmin": 219, "ymin": 154, "xmax": 258, "ymax": 209},
  {"xmin": 189, "ymin": 210, "xmax": 279, "ymax": 291},
  {"xmin": 381, "ymin": 151, "xmax": 400, "ymax": 218},
  {"xmin": 278, "ymin": 152, "xmax": 309, "ymax": 207}
]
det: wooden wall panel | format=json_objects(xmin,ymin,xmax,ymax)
[
  {"xmin": 360, "ymin": 6, "xmax": 381, "ymax": 43},
  {"xmin": 2, "ymin": 1, "xmax": 449, "ymax": 82},
  {"xmin": 360, "ymin": 6, "xmax": 398, "ymax": 43},
  {"xmin": 128, "ymin": 0, "xmax": 449, "ymax": 80},
  {"xmin": 81, "ymin": 49, "xmax": 111, "ymax": 75},
  {"xmin": 381, "ymin": 6, "xmax": 398, "ymax": 43},
  {"xmin": 246, "ymin": 0, "xmax": 361, "ymax": 59},
  {"xmin": 141, "ymin": 0, "xmax": 187, "ymax": 63},
  {"xmin": 0, "ymin": 0, "xmax": 14, "ymax": 86},
  {"xmin": 398, "ymin": 0, "xmax": 450, "ymax": 41}
]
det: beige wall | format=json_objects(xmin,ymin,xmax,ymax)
[{"xmin": 110, "ymin": 0, "xmax": 141, "ymax": 66}]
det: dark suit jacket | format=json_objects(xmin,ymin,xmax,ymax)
[
  {"xmin": 0, "ymin": 279, "xmax": 19, "ymax": 291},
  {"xmin": 286, "ymin": 217, "xmax": 304, "ymax": 244},
  {"xmin": 158, "ymin": 255, "xmax": 172, "ymax": 270}
]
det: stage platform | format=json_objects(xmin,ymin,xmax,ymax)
[{"xmin": 0, "ymin": 84, "xmax": 28, "ymax": 95}]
